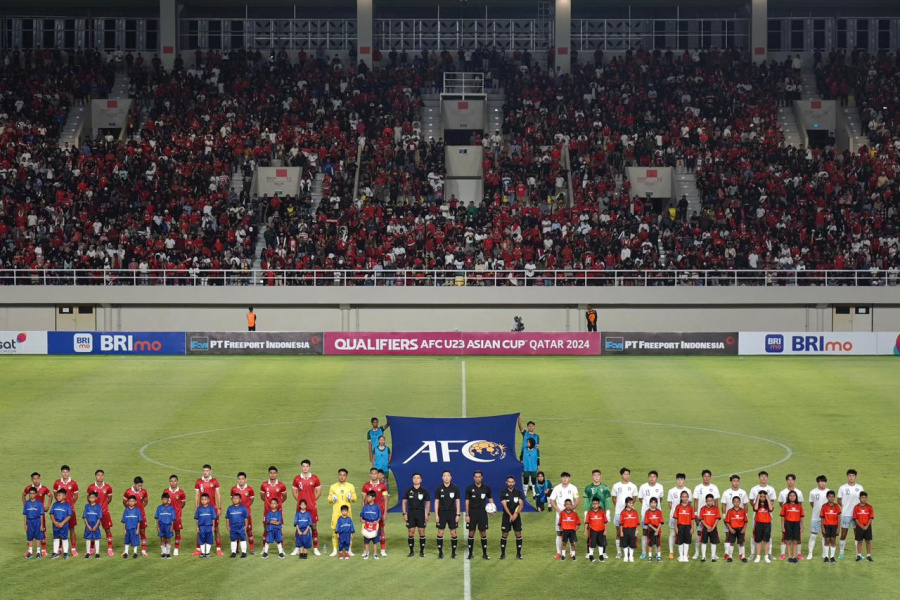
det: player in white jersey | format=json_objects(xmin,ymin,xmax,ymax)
[
  {"xmin": 637, "ymin": 471, "xmax": 664, "ymax": 560},
  {"xmin": 611, "ymin": 467, "xmax": 638, "ymax": 559},
  {"xmin": 548, "ymin": 472, "xmax": 579, "ymax": 560},
  {"xmin": 837, "ymin": 469, "xmax": 863, "ymax": 559},
  {"xmin": 777, "ymin": 474, "xmax": 805, "ymax": 560},
  {"xmin": 806, "ymin": 475, "xmax": 831, "ymax": 560},
  {"xmin": 748, "ymin": 471, "xmax": 777, "ymax": 558},
  {"xmin": 666, "ymin": 473, "xmax": 688, "ymax": 559},
  {"xmin": 692, "ymin": 470, "xmax": 720, "ymax": 560}
]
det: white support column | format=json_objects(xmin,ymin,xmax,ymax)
[
  {"xmin": 751, "ymin": 0, "xmax": 767, "ymax": 64},
  {"xmin": 159, "ymin": 0, "xmax": 178, "ymax": 70},
  {"xmin": 357, "ymin": 0, "xmax": 374, "ymax": 68},
  {"xmin": 554, "ymin": 0, "xmax": 571, "ymax": 75}
]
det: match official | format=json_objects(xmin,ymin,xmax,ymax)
[
  {"xmin": 465, "ymin": 471, "xmax": 494, "ymax": 560},
  {"xmin": 402, "ymin": 474, "xmax": 430, "ymax": 557},
  {"xmin": 434, "ymin": 471, "xmax": 461, "ymax": 559}
]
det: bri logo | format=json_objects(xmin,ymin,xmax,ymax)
[
  {"xmin": 765, "ymin": 334, "xmax": 784, "ymax": 353},
  {"xmin": 74, "ymin": 333, "xmax": 93, "ymax": 353}
]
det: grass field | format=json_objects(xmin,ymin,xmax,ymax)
[{"xmin": 2, "ymin": 356, "xmax": 897, "ymax": 600}]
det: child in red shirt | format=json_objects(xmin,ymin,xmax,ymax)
[
  {"xmin": 643, "ymin": 497, "xmax": 664, "ymax": 562},
  {"xmin": 698, "ymin": 494, "xmax": 722, "ymax": 562},
  {"xmin": 674, "ymin": 490, "xmax": 695, "ymax": 562},
  {"xmin": 779, "ymin": 490, "xmax": 804, "ymax": 563},
  {"xmin": 618, "ymin": 498, "xmax": 640, "ymax": 562},
  {"xmin": 852, "ymin": 492, "xmax": 874, "ymax": 562},
  {"xmin": 819, "ymin": 490, "xmax": 841, "ymax": 562},
  {"xmin": 558, "ymin": 499, "xmax": 581, "ymax": 561},
  {"xmin": 583, "ymin": 498, "xmax": 608, "ymax": 563},
  {"xmin": 724, "ymin": 496, "xmax": 748, "ymax": 563},
  {"xmin": 753, "ymin": 491, "xmax": 774, "ymax": 563}
]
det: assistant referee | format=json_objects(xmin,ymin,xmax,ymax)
[
  {"xmin": 465, "ymin": 471, "xmax": 495, "ymax": 560},
  {"xmin": 434, "ymin": 470, "xmax": 461, "ymax": 559},
  {"xmin": 402, "ymin": 474, "xmax": 430, "ymax": 557}
]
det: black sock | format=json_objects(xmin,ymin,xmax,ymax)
[
  {"xmin": 407, "ymin": 536, "xmax": 414, "ymax": 552},
  {"xmin": 467, "ymin": 538, "xmax": 474, "ymax": 553},
  {"xmin": 451, "ymin": 538, "xmax": 458, "ymax": 552},
  {"xmin": 481, "ymin": 538, "xmax": 488, "ymax": 554},
  {"xmin": 437, "ymin": 537, "xmax": 444, "ymax": 552},
  {"xmin": 419, "ymin": 537, "xmax": 425, "ymax": 553},
  {"xmin": 516, "ymin": 538, "xmax": 523, "ymax": 555},
  {"xmin": 501, "ymin": 538, "xmax": 508, "ymax": 553}
]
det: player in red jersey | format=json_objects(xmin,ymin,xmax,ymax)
[
  {"xmin": 53, "ymin": 465, "xmax": 80, "ymax": 556},
  {"xmin": 194, "ymin": 464, "xmax": 222, "ymax": 556},
  {"xmin": 292, "ymin": 459, "xmax": 322, "ymax": 556},
  {"xmin": 23, "ymin": 472, "xmax": 51, "ymax": 556},
  {"xmin": 86, "ymin": 469, "xmax": 115, "ymax": 555},
  {"xmin": 362, "ymin": 467, "xmax": 390, "ymax": 555},
  {"xmin": 166, "ymin": 475, "xmax": 188, "ymax": 555},
  {"xmin": 122, "ymin": 476, "xmax": 149, "ymax": 556},
  {"xmin": 260, "ymin": 466, "xmax": 288, "ymax": 518},
  {"xmin": 232, "ymin": 472, "xmax": 256, "ymax": 553}
]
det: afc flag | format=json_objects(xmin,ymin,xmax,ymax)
[{"xmin": 385, "ymin": 413, "xmax": 536, "ymax": 512}]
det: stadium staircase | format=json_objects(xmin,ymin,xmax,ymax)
[
  {"xmin": 58, "ymin": 69, "xmax": 130, "ymax": 150},
  {"xmin": 673, "ymin": 167, "xmax": 702, "ymax": 217},
  {"xmin": 778, "ymin": 106, "xmax": 803, "ymax": 148},
  {"xmin": 421, "ymin": 91, "xmax": 441, "ymax": 141}
]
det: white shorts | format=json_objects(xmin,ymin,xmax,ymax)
[
  {"xmin": 613, "ymin": 510, "xmax": 623, "ymax": 527},
  {"xmin": 840, "ymin": 516, "xmax": 853, "ymax": 529},
  {"xmin": 669, "ymin": 517, "xmax": 677, "ymax": 530},
  {"xmin": 810, "ymin": 519, "xmax": 822, "ymax": 535}
]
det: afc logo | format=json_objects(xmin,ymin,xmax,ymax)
[{"xmin": 403, "ymin": 440, "xmax": 508, "ymax": 465}]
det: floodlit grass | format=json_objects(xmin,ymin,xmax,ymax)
[{"xmin": 1, "ymin": 356, "xmax": 896, "ymax": 599}]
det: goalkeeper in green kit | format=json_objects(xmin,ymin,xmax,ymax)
[{"xmin": 584, "ymin": 470, "xmax": 612, "ymax": 559}]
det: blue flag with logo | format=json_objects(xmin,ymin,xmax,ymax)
[{"xmin": 385, "ymin": 414, "xmax": 535, "ymax": 513}]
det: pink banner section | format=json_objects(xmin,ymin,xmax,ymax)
[{"xmin": 324, "ymin": 332, "xmax": 601, "ymax": 356}]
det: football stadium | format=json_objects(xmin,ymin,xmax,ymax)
[{"xmin": 1, "ymin": 0, "xmax": 899, "ymax": 598}]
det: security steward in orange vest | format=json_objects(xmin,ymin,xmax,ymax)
[
  {"xmin": 247, "ymin": 307, "xmax": 257, "ymax": 331},
  {"xmin": 586, "ymin": 306, "xmax": 598, "ymax": 332}
]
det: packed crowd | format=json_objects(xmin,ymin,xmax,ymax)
[{"xmin": 1, "ymin": 45, "xmax": 898, "ymax": 284}]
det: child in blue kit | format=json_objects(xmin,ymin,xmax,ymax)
[
  {"xmin": 155, "ymin": 492, "xmax": 177, "ymax": 559},
  {"xmin": 263, "ymin": 498, "xmax": 285, "ymax": 559},
  {"xmin": 50, "ymin": 489, "xmax": 73, "ymax": 559},
  {"xmin": 294, "ymin": 499, "xmax": 313, "ymax": 560},
  {"xmin": 360, "ymin": 491, "xmax": 383, "ymax": 560},
  {"xmin": 534, "ymin": 472, "xmax": 553, "ymax": 512},
  {"xmin": 194, "ymin": 493, "xmax": 216, "ymax": 558},
  {"xmin": 336, "ymin": 505, "xmax": 355, "ymax": 559},
  {"xmin": 82, "ymin": 491, "xmax": 104, "ymax": 559},
  {"xmin": 225, "ymin": 493, "xmax": 249, "ymax": 559},
  {"xmin": 122, "ymin": 495, "xmax": 143, "ymax": 559},
  {"xmin": 23, "ymin": 487, "xmax": 45, "ymax": 559}
]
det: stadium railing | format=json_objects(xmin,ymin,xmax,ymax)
[{"xmin": 0, "ymin": 269, "xmax": 896, "ymax": 287}]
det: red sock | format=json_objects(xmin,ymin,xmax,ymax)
[
  {"xmin": 249, "ymin": 536, "xmax": 255, "ymax": 551},
  {"xmin": 141, "ymin": 530, "xmax": 147, "ymax": 552},
  {"xmin": 106, "ymin": 532, "xmax": 113, "ymax": 550},
  {"xmin": 41, "ymin": 539, "xmax": 47, "ymax": 551},
  {"xmin": 175, "ymin": 533, "xmax": 181, "ymax": 549},
  {"xmin": 381, "ymin": 539, "xmax": 386, "ymax": 550},
  {"xmin": 313, "ymin": 531, "xmax": 319, "ymax": 549}
]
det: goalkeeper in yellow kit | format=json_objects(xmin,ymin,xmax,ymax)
[{"xmin": 327, "ymin": 469, "xmax": 357, "ymax": 556}]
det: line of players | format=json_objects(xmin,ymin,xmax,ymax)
[
  {"xmin": 532, "ymin": 467, "xmax": 874, "ymax": 564},
  {"xmin": 21, "ymin": 463, "xmax": 875, "ymax": 564}
]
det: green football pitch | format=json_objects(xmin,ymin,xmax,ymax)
[{"xmin": 2, "ymin": 356, "xmax": 897, "ymax": 600}]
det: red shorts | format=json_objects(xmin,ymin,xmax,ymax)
[
  {"xmin": 69, "ymin": 513, "xmax": 77, "ymax": 527},
  {"xmin": 308, "ymin": 507, "xmax": 319, "ymax": 524},
  {"xmin": 173, "ymin": 518, "xmax": 183, "ymax": 532},
  {"xmin": 246, "ymin": 515, "xmax": 254, "ymax": 532},
  {"xmin": 139, "ymin": 517, "xmax": 148, "ymax": 530},
  {"xmin": 100, "ymin": 511, "xmax": 113, "ymax": 530}
]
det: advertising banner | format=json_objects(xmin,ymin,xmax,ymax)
[
  {"xmin": 324, "ymin": 332, "xmax": 600, "ymax": 356},
  {"xmin": 186, "ymin": 332, "xmax": 323, "ymax": 355},
  {"xmin": 876, "ymin": 332, "xmax": 900, "ymax": 356},
  {"xmin": 385, "ymin": 414, "xmax": 535, "ymax": 513},
  {"xmin": 254, "ymin": 167, "xmax": 301, "ymax": 197},
  {"xmin": 0, "ymin": 331, "xmax": 48, "ymax": 355},
  {"xmin": 48, "ymin": 332, "xmax": 185, "ymax": 355},
  {"xmin": 739, "ymin": 332, "xmax": 878, "ymax": 356},
  {"xmin": 602, "ymin": 332, "xmax": 738, "ymax": 355}
]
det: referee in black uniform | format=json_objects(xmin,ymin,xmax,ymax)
[
  {"xmin": 465, "ymin": 471, "xmax": 495, "ymax": 560},
  {"xmin": 434, "ymin": 470, "xmax": 461, "ymax": 559},
  {"xmin": 402, "ymin": 473, "xmax": 430, "ymax": 557},
  {"xmin": 499, "ymin": 476, "xmax": 525, "ymax": 560}
]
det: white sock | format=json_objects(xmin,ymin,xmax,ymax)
[
  {"xmin": 831, "ymin": 546, "xmax": 836, "ymax": 558},
  {"xmin": 86, "ymin": 541, "xmax": 92, "ymax": 554},
  {"xmin": 555, "ymin": 536, "xmax": 561, "ymax": 553},
  {"xmin": 669, "ymin": 531, "xmax": 675, "ymax": 553},
  {"xmin": 54, "ymin": 539, "xmax": 61, "ymax": 554},
  {"xmin": 701, "ymin": 544, "xmax": 707, "ymax": 559},
  {"xmin": 807, "ymin": 533, "xmax": 817, "ymax": 555},
  {"xmin": 780, "ymin": 543, "xmax": 786, "ymax": 556},
  {"xmin": 203, "ymin": 544, "xmax": 211, "ymax": 554},
  {"xmin": 263, "ymin": 543, "xmax": 269, "ymax": 554},
  {"xmin": 694, "ymin": 538, "xmax": 700, "ymax": 555},
  {"xmin": 711, "ymin": 544, "xmax": 717, "ymax": 558},
  {"xmin": 125, "ymin": 545, "xmax": 130, "ymax": 554},
  {"xmin": 588, "ymin": 546, "xmax": 594, "ymax": 556},
  {"xmin": 641, "ymin": 536, "xmax": 647, "ymax": 554},
  {"xmin": 231, "ymin": 541, "xmax": 237, "ymax": 553},
  {"xmin": 724, "ymin": 543, "xmax": 730, "ymax": 556},
  {"xmin": 240, "ymin": 541, "xmax": 247, "ymax": 553},
  {"xmin": 62, "ymin": 540, "xmax": 69, "ymax": 553},
  {"xmin": 615, "ymin": 539, "xmax": 621, "ymax": 554},
  {"xmin": 839, "ymin": 539, "xmax": 847, "ymax": 555},
  {"xmin": 277, "ymin": 543, "xmax": 284, "ymax": 554}
]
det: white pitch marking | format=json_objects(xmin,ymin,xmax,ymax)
[{"xmin": 461, "ymin": 360, "xmax": 471, "ymax": 600}]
